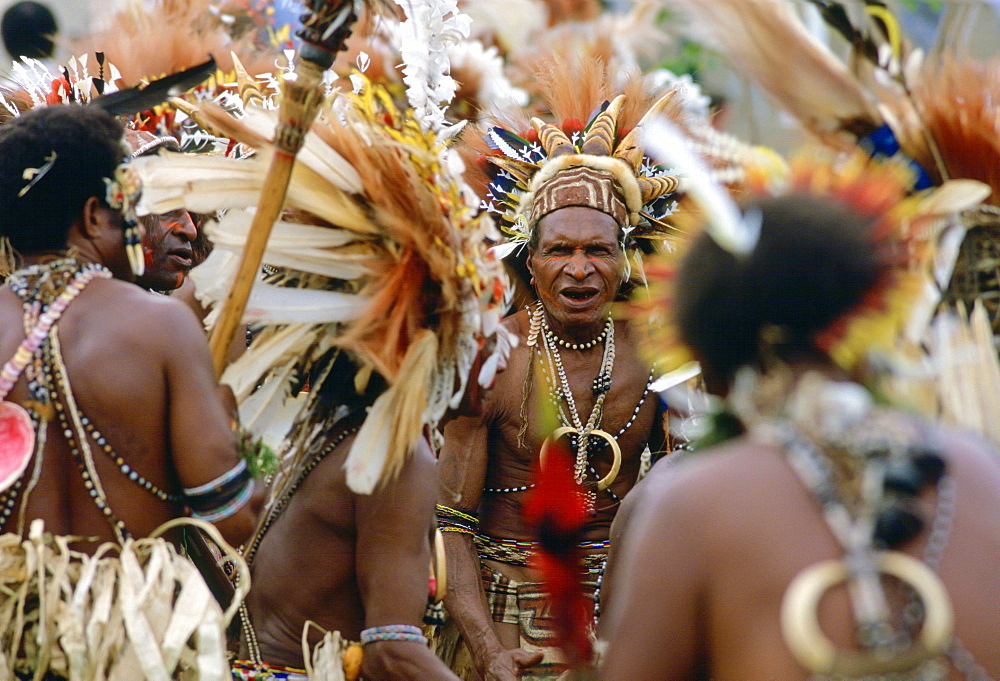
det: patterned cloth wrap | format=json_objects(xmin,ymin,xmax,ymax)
[
  {"xmin": 433, "ymin": 533, "xmax": 604, "ymax": 681},
  {"xmin": 480, "ymin": 565, "xmax": 599, "ymax": 680}
]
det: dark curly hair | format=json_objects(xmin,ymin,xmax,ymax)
[
  {"xmin": 0, "ymin": 105, "xmax": 125, "ymax": 255},
  {"xmin": 675, "ymin": 194, "xmax": 886, "ymax": 388},
  {"xmin": 1, "ymin": 1, "xmax": 58, "ymax": 60}
]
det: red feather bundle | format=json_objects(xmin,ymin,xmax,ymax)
[{"xmin": 523, "ymin": 438, "xmax": 593, "ymax": 667}]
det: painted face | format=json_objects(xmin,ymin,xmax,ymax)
[
  {"xmin": 528, "ymin": 206, "xmax": 625, "ymax": 331},
  {"xmin": 136, "ymin": 209, "xmax": 197, "ymax": 291}
]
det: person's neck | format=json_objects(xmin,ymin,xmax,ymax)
[
  {"xmin": 22, "ymin": 250, "xmax": 86, "ymax": 266},
  {"xmin": 542, "ymin": 306, "xmax": 611, "ymax": 347},
  {"xmin": 23, "ymin": 237, "xmax": 103, "ymax": 269}
]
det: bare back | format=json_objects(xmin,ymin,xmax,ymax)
[
  {"xmin": 244, "ymin": 421, "xmax": 369, "ymax": 667},
  {"xmin": 600, "ymin": 426, "xmax": 1000, "ymax": 680},
  {"xmin": 0, "ymin": 276, "xmax": 250, "ymax": 546}
]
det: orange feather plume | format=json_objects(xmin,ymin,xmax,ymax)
[{"xmin": 909, "ymin": 57, "xmax": 1000, "ymax": 206}]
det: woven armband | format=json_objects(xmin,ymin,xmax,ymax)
[
  {"xmin": 435, "ymin": 504, "xmax": 478, "ymax": 535},
  {"xmin": 360, "ymin": 624, "xmax": 428, "ymax": 646},
  {"xmin": 184, "ymin": 460, "xmax": 254, "ymax": 523}
]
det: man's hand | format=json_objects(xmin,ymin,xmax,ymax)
[{"xmin": 480, "ymin": 647, "xmax": 544, "ymax": 681}]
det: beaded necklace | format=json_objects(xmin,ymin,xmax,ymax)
[
  {"xmin": 1, "ymin": 258, "xmax": 186, "ymax": 538},
  {"xmin": 532, "ymin": 301, "xmax": 615, "ymax": 485},
  {"xmin": 46, "ymin": 331, "xmax": 129, "ymax": 542},
  {"xmin": 0, "ymin": 259, "xmax": 113, "ymax": 534}
]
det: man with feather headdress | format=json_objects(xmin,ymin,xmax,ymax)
[{"xmin": 433, "ymin": 63, "xmax": 700, "ymax": 679}]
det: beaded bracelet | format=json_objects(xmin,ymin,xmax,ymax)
[
  {"xmin": 184, "ymin": 460, "xmax": 254, "ymax": 522},
  {"xmin": 360, "ymin": 624, "xmax": 428, "ymax": 646},
  {"xmin": 435, "ymin": 505, "xmax": 478, "ymax": 525},
  {"xmin": 439, "ymin": 526, "xmax": 475, "ymax": 535}
]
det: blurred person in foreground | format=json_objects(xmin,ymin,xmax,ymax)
[{"xmin": 599, "ymin": 157, "xmax": 1000, "ymax": 680}]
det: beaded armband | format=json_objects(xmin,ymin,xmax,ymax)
[
  {"xmin": 184, "ymin": 459, "xmax": 254, "ymax": 523},
  {"xmin": 360, "ymin": 624, "xmax": 428, "ymax": 646},
  {"xmin": 436, "ymin": 505, "xmax": 478, "ymax": 535}
]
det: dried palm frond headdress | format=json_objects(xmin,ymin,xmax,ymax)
[{"xmin": 134, "ymin": 75, "xmax": 510, "ymax": 494}]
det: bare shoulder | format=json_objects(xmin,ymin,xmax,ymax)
[
  {"xmin": 936, "ymin": 425, "xmax": 1000, "ymax": 488},
  {"xmin": 637, "ymin": 438, "xmax": 791, "ymax": 526},
  {"xmin": 617, "ymin": 450, "xmax": 694, "ymax": 529},
  {"xmin": 502, "ymin": 307, "xmax": 531, "ymax": 336},
  {"xmin": 170, "ymin": 276, "xmax": 206, "ymax": 320},
  {"xmin": 395, "ymin": 436, "xmax": 437, "ymax": 484},
  {"xmin": 94, "ymin": 279, "xmax": 204, "ymax": 336},
  {"xmin": 487, "ymin": 309, "xmax": 533, "ymax": 412},
  {"xmin": 314, "ymin": 431, "xmax": 438, "ymax": 500}
]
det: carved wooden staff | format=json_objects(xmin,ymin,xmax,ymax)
[{"xmin": 208, "ymin": 0, "xmax": 361, "ymax": 376}]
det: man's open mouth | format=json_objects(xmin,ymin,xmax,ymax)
[
  {"xmin": 560, "ymin": 287, "xmax": 599, "ymax": 303},
  {"xmin": 167, "ymin": 250, "xmax": 193, "ymax": 267}
]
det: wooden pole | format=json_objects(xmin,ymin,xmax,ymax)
[{"xmin": 208, "ymin": 1, "xmax": 360, "ymax": 377}]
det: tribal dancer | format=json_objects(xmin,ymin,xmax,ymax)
[
  {"xmin": 0, "ymin": 104, "xmax": 261, "ymax": 678},
  {"xmin": 433, "ymin": 68, "xmax": 708, "ymax": 680},
  {"xmin": 133, "ymin": 71, "xmax": 512, "ymax": 679},
  {"xmin": 600, "ymin": 154, "xmax": 1000, "ymax": 680}
]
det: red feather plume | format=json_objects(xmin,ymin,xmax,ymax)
[{"xmin": 523, "ymin": 438, "xmax": 593, "ymax": 667}]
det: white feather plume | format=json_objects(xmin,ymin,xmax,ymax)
[
  {"xmin": 222, "ymin": 324, "xmax": 321, "ymax": 401},
  {"xmin": 205, "ymin": 211, "xmax": 375, "ymax": 281},
  {"xmin": 393, "ymin": 0, "xmax": 471, "ymax": 136},
  {"xmin": 242, "ymin": 284, "xmax": 368, "ymax": 326},
  {"xmin": 645, "ymin": 118, "xmax": 759, "ymax": 255},
  {"xmin": 344, "ymin": 389, "xmax": 395, "ymax": 494},
  {"xmin": 133, "ymin": 152, "xmax": 374, "ymax": 234},
  {"xmin": 240, "ymin": 108, "xmax": 365, "ymax": 193},
  {"xmin": 662, "ymin": 0, "xmax": 878, "ymax": 137}
]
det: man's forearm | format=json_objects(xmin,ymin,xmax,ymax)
[
  {"xmin": 363, "ymin": 641, "xmax": 460, "ymax": 681},
  {"xmin": 442, "ymin": 532, "xmax": 505, "ymax": 664}
]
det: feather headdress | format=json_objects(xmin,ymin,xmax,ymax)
[
  {"xmin": 633, "ymin": 148, "xmax": 990, "ymax": 376},
  {"xmin": 476, "ymin": 84, "xmax": 685, "ymax": 249},
  {"xmin": 472, "ymin": 52, "xmax": 780, "ymax": 255},
  {"xmin": 662, "ymin": 0, "xmax": 880, "ymax": 144},
  {"xmin": 134, "ymin": 77, "xmax": 510, "ymax": 494},
  {"xmin": 74, "ymin": 0, "xmax": 279, "ymax": 85},
  {"xmin": 662, "ymin": 0, "xmax": 999, "ymax": 207}
]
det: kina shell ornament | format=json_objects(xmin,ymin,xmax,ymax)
[{"xmin": 0, "ymin": 402, "xmax": 34, "ymax": 493}]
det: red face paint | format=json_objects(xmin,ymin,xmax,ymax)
[{"xmin": 528, "ymin": 206, "xmax": 625, "ymax": 337}]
